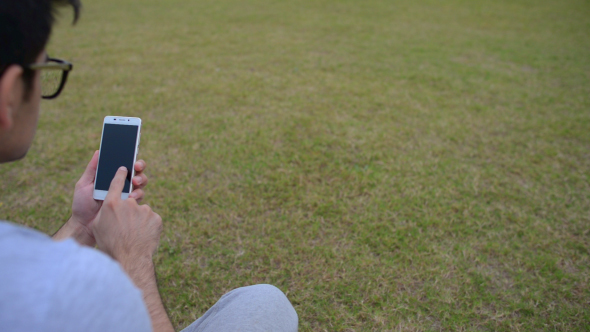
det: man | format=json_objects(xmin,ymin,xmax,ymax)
[{"xmin": 0, "ymin": 1, "xmax": 298, "ymax": 331}]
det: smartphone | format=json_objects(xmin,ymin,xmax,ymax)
[{"xmin": 93, "ymin": 116, "xmax": 142, "ymax": 200}]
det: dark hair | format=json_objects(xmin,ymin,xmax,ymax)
[{"xmin": 0, "ymin": 0, "xmax": 80, "ymax": 95}]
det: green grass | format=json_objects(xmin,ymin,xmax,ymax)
[{"xmin": 1, "ymin": 0, "xmax": 590, "ymax": 330}]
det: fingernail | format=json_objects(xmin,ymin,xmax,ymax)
[
  {"xmin": 119, "ymin": 166, "xmax": 126, "ymax": 171},
  {"xmin": 134, "ymin": 176, "xmax": 141, "ymax": 184}
]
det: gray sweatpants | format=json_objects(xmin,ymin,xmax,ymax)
[{"xmin": 180, "ymin": 284, "xmax": 298, "ymax": 332}]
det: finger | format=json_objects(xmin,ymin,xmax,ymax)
[
  {"xmin": 105, "ymin": 167, "xmax": 128, "ymax": 201},
  {"xmin": 134, "ymin": 160, "xmax": 146, "ymax": 172},
  {"xmin": 129, "ymin": 189, "xmax": 144, "ymax": 202},
  {"xmin": 77, "ymin": 151, "xmax": 99, "ymax": 186},
  {"xmin": 132, "ymin": 173, "xmax": 148, "ymax": 188}
]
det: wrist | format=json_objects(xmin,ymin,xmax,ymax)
[
  {"xmin": 53, "ymin": 217, "xmax": 95, "ymax": 247},
  {"xmin": 117, "ymin": 254, "xmax": 157, "ymax": 286}
]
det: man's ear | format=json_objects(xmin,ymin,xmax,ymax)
[{"xmin": 0, "ymin": 65, "xmax": 25, "ymax": 130}]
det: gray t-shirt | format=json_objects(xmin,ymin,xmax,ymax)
[{"xmin": 0, "ymin": 221, "xmax": 152, "ymax": 332}]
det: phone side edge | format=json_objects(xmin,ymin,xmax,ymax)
[
  {"xmin": 93, "ymin": 119, "xmax": 108, "ymax": 199},
  {"xmin": 128, "ymin": 120, "xmax": 141, "ymax": 197}
]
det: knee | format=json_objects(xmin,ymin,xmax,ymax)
[
  {"xmin": 234, "ymin": 284, "xmax": 295, "ymax": 311},
  {"xmin": 238, "ymin": 284, "xmax": 290, "ymax": 303},
  {"xmin": 229, "ymin": 284, "xmax": 298, "ymax": 331}
]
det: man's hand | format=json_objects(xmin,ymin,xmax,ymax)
[
  {"xmin": 93, "ymin": 167, "xmax": 174, "ymax": 332},
  {"xmin": 53, "ymin": 151, "xmax": 149, "ymax": 246},
  {"xmin": 93, "ymin": 166, "xmax": 162, "ymax": 263}
]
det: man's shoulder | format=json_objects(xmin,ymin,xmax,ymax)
[
  {"xmin": 0, "ymin": 220, "xmax": 109, "ymax": 272},
  {"xmin": 0, "ymin": 220, "xmax": 130, "ymax": 304},
  {"xmin": 0, "ymin": 221, "xmax": 152, "ymax": 332},
  {"xmin": 0, "ymin": 220, "xmax": 50, "ymax": 244},
  {"xmin": 0, "ymin": 222, "xmax": 131, "ymax": 293}
]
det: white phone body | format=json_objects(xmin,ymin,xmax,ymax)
[{"xmin": 93, "ymin": 116, "xmax": 142, "ymax": 200}]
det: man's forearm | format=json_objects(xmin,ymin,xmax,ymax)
[
  {"xmin": 52, "ymin": 217, "xmax": 95, "ymax": 246},
  {"xmin": 121, "ymin": 257, "xmax": 175, "ymax": 332}
]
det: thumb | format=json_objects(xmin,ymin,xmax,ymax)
[
  {"xmin": 78, "ymin": 151, "xmax": 99, "ymax": 185},
  {"xmin": 105, "ymin": 167, "xmax": 128, "ymax": 201}
]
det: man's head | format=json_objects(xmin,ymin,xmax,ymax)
[{"xmin": 0, "ymin": 0, "xmax": 80, "ymax": 163}]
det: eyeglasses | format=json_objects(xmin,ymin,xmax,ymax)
[{"xmin": 27, "ymin": 56, "xmax": 73, "ymax": 99}]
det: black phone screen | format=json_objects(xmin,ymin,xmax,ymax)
[{"xmin": 95, "ymin": 123, "xmax": 139, "ymax": 193}]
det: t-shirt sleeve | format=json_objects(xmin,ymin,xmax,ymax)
[{"xmin": 45, "ymin": 241, "xmax": 153, "ymax": 332}]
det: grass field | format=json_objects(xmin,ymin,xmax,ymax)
[{"xmin": 1, "ymin": 0, "xmax": 590, "ymax": 330}]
